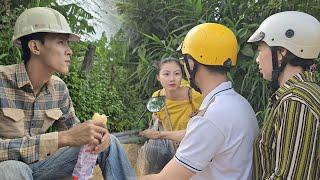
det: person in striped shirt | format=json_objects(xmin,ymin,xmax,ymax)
[{"xmin": 248, "ymin": 11, "xmax": 320, "ymax": 179}]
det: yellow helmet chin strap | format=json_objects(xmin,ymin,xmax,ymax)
[{"xmin": 183, "ymin": 55, "xmax": 201, "ymax": 93}]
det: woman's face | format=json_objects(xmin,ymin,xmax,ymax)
[
  {"xmin": 157, "ymin": 61, "xmax": 182, "ymax": 90},
  {"xmin": 256, "ymin": 42, "xmax": 273, "ymax": 81}
]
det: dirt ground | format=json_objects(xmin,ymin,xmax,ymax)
[{"xmin": 91, "ymin": 143, "xmax": 142, "ymax": 180}]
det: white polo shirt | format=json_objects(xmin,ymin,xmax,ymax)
[{"xmin": 175, "ymin": 81, "xmax": 259, "ymax": 180}]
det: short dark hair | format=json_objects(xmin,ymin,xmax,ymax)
[
  {"xmin": 186, "ymin": 55, "xmax": 231, "ymax": 75},
  {"xmin": 202, "ymin": 64, "xmax": 230, "ymax": 75},
  {"xmin": 20, "ymin": 32, "xmax": 47, "ymax": 64},
  {"xmin": 154, "ymin": 57, "xmax": 183, "ymax": 75},
  {"xmin": 285, "ymin": 51, "xmax": 315, "ymax": 71}
]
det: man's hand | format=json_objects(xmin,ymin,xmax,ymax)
[
  {"xmin": 58, "ymin": 120, "xmax": 107, "ymax": 148},
  {"xmin": 139, "ymin": 129, "xmax": 161, "ymax": 139},
  {"xmin": 91, "ymin": 131, "xmax": 111, "ymax": 154}
]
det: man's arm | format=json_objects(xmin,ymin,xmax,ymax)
[
  {"xmin": 139, "ymin": 159, "xmax": 195, "ymax": 180},
  {"xmin": 58, "ymin": 120, "xmax": 107, "ymax": 148},
  {"xmin": 54, "ymin": 86, "xmax": 109, "ymax": 151},
  {"xmin": 0, "ymin": 87, "xmax": 108, "ymax": 165},
  {"xmin": 0, "ymin": 120, "xmax": 107, "ymax": 164},
  {"xmin": 0, "ymin": 132, "xmax": 58, "ymax": 164},
  {"xmin": 270, "ymin": 99, "xmax": 318, "ymax": 179},
  {"xmin": 140, "ymin": 116, "xmax": 225, "ymax": 180},
  {"xmin": 53, "ymin": 88, "xmax": 79, "ymax": 131}
]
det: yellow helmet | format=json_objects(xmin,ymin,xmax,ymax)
[
  {"xmin": 12, "ymin": 7, "xmax": 80, "ymax": 47},
  {"xmin": 182, "ymin": 23, "xmax": 238, "ymax": 66}
]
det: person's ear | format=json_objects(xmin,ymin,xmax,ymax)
[
  {"xmin": 28, "ymin": 40, "xmax": 41, "ymax": 55},
  {"xmin": 156, "ymin": 74, "xmax": 160, "ymax": 82},
  {"xmin": 277, "ymin": 48, "xmax": 288, "ymax": 65},
  {"xmin": 280, "ymin": 48, "xmax": 288, "ymax": 57}
]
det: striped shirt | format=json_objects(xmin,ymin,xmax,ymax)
[
  {"xmin": 253, "ymin": 71, "xmax": 320, "ymax": 180},
  {"xmin": 0, "ymin": 63, "xmax": 79, "ymax": 164}
]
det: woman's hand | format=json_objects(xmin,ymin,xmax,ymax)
[
  {"xmin": 152, "ymin": 113, "xmax": 159, "ymax": 121},
  {"xmin": 139, "ymin": 129, "xmax": 161, "ymax": 139}
]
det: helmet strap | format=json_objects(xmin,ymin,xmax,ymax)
[
  {"xmin": 270, "ymin": 47, "xmax": 281, "ymax": 104},
  {"xmin": 183, "ymin": 55, "xmax": 201, "ymax": 93}
]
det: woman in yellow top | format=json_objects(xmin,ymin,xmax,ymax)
[{"xmin": 140, "ymin": 57, "xmax": 202, "ymax": 142}]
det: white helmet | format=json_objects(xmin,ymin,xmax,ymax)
[
  {"xmin": 248, "ymin": 11, "xmax": 320, "ymax": 59},
  {"xmin": 12, "ymin": 7, "xmax": 80, "ymax": 47}
]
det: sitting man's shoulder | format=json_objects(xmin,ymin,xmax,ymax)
[
  {"xmin": 49, "ymin": 75, "xmax": 69, "ymax": 94},
  {"xmin": 51, "ymin": 75, "xmax": 66, "ymax": 84},
  {"xmin": 0, "ymin": 64, "xmax": 19, "ymax": 77}
]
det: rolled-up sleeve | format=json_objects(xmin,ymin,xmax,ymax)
[{"xmin": 0, "ymin": 132, "xmax": 58, "ymax": 164}]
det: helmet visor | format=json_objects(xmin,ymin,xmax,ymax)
[{"xmin": 248, "ymin": 31, "xmax": 265, "ymax": 43}]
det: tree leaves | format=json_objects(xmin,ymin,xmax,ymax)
[{"xmin": 241, "ymin": 44, "xmax": 255, "ymax": 57}]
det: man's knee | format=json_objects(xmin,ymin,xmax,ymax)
[
  {"xmin": 110, "ymin": 134, "xmax": 120, "ymax": 143},
  {"xmin": 0, "ymin": 160, "xmax": 31, "ymax": 171},
  {"xmin": 98, "ymin": 134, "xmax": 121, "ymax": 159},
  {"xmin": 0, "ymin": 160, "xmax": 33, "ymax": 179}
]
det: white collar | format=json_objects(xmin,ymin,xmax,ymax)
[{"xmin": 199, "ymin": 81, "xmax": 233, "ymax": 110}]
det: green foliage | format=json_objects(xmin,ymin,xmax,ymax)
[
  {"xmin": 0, "ymin": 0, "xmax": 94, "ymax": 65},
  {"xmin": 1, "ymin": 0, "xmax": 319, "ymax": 132},
  {"xmin": 0, "ymin": 0, "xmax": 147, "ymax": 132},
  {"xmin": 61, "ymin": 55, "xmax": 127, "ymax": 131},
  {"xmin": 51, "ymin": 3, "xmax": 95, "ymax": 35},
  {"xmin": 61, "ymin": 33, "xmax": 147, "ymax": 132},
  {"xmin": 0, "ymin": 1, "xmax": 23, "ymax": 65},
  {"xmin": 116, "ymin": 0, "xmax": 320, "ymax": 126}
]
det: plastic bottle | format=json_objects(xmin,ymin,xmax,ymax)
[{"xmin": 72, "ymin": 144, "xmax": 98, "ymax": 180}]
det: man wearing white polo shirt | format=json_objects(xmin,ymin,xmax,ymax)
[{"xmin": 140, "ymin": 23, "xmax": 259, "ymax": 180}]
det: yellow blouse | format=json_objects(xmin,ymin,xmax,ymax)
[{"xmin": 152, "ymin": 89, "xmax": 202, "ymax": 131}]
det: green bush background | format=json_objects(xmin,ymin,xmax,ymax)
[{"xmin": 1, "ymin": 0, "xmax": 319, "ymax": 131}]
